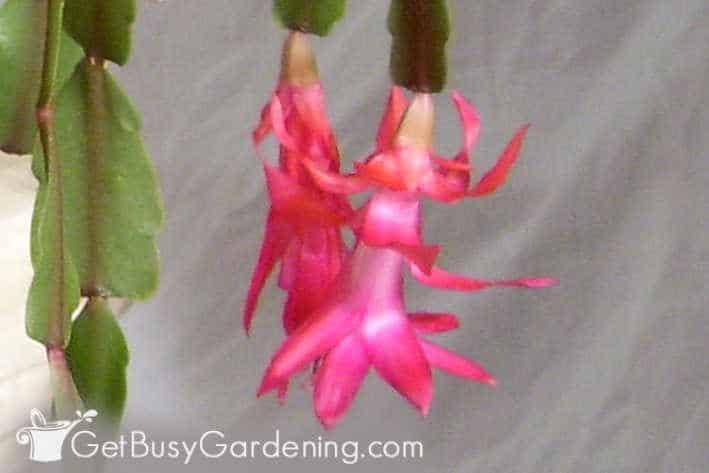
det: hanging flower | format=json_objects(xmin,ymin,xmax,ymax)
[
  {"xmin": 257, "ymin": 89, "xmax": 556, "ymax": 428},
  {"xmin": 245, "ymin": 31, "xmax": 351, "ymax": 336},
  {"xmin": 244, "ymin": 32, "xmax": 352, "ymax": 401}
]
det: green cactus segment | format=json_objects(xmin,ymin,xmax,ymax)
[
  {"xmin": 32, "ymin": 60, "xmax": 164, "ymax": 300},
  {"xmin": 63, "ymin": 0, "xmax": 136, "ymax": 65},
  {"xmin": 274, "ymin": 0, "xmax": 346, "ymax": 36},
  {"xmin": 388, "ymin": 0, "xmax": 450, "ymax": 93},
  {"xmin": 26, "ymin": 162, "xmax": 81, "ymax": 347},
  {"xmin": 66, "ymin": 299, "xmax": 129, "ymax": 430},
  {"xmin": 0, "ymin": 0, "xmax": 82, "ymax": 154}
]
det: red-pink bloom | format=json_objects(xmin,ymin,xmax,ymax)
[
  {"xmin": 244, "ymin": 34, "xmax": 353, "ymax": 401},
  {"xmin": 257, "ymin": 88, "xmax": 556, "ymax": 428},
  {"xmin": 245, "ymin": 33, "xmax": 351, "ymax": 337}
]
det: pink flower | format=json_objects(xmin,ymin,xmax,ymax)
[
  {"xmin": 245, "ymin": 32, "xmax": 351, "ymax": 337},
  {"xmin": 244, "ymin": 33, "xmax": 352, "ymax": 401},
  {"xmin": 257, "ymin": 88, "xmax": 556, "ymax": 428}
]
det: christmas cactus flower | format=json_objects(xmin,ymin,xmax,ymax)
[
  {"xmin": 245, "ymin": 31, "xmax": 351, "ymax": 338},
  {"xmin": 245, "ymin": 32, "xmax": 353, "ymax": 402},
  {"xmin": 256, "ymin": 88, "xmax": 556, "ymax": 428}
]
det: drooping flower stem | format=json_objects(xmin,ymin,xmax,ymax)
[
  {"xmin": 395, "ymin": 92, "xmax": 435, "ymax": 149},
  {"xmin": 35, "ymin": 0, "xmax": 84, "ymax": 418},
  {"xmin": 281, "ymin": 31, "xmax": 319, "ymax": 86}
]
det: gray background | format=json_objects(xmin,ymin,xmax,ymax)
[{"xmin": 20, "ymin": 0, "xmax": 709, "ymax": 472}]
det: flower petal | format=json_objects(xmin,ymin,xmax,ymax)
[
  {"xmin": 282, "ymin": 230, "xmax": 344, "ymax": 334},
  {"xmin": 409, "ymin": 312, "xmax": 460, "ymax": 333},
  {"xmin": 277, "ymin": 239, "xmax": 299, "ymax": 290},
  {"xmin": 390, "ymin": 243, "xmax": 440, "ymax": 275},
  {"xmin": 354, "ymin": 190, "xmax": 440, "ymax": 276},
  {"xmin": 301, "ymin": 158, "xmax": 371, "ymax": 194},
  {"xmin": 376, "ymin": 86, "xmax": 409, "ymax": 151},
  {"xmin": 258, "ymin": 303, "xmax": 359, "ymax": 397},
  {"xmin": 354, "ymin": 190, "xmax": 426, "ymax": 252},
  {"xmin": 253, "ymin": 100, "xmax": 273, "ymax": 147},
  {"xmin": 291, "ymin": 84, "xmax": 341, "ymax": 166},
  {"xmin": 355, "ymin": 153, "xmax": 407, "ymax": 191},
  {"xmin": 268, "ymin": 93, "xmax": 301, "ymax": 154},
  {"xmin": 410, "ymin": 263, "xmax": 558, "ymax": 291},
  {"xmin": 434, "ymin": 91, "xmax": 481, "ymax": 189},
  {"xmin": 265, "ymin": 163, "xmax": 349, "ymax": 227},
  {"xmin": 291, "ymin": 84, "xmax": 331, "ymax": 143},
  {"xmin": 282, "ymin": 288, "xmax": 311, "ymax": 335},
  {"xmin": 432, "ymin": 155, "xmax": 471, "ymax": 172},
  {"xmin": 420, "ymin": 339, "xmax": 496, "ymax": 385},
  {"xmin": 314, "ymin": 335, "xmax": 370, "ymax": 429},
  {"xmin": 357, "ymin": 146, "xmax": 432, "ymax": 192},
  {"xmin": 469, "ymin": 124, "xmax": 530, "ymax": 197},
  {"xmin": 419, "ymin": 171, "xmax": 469, "ymax": 203},
  {"xmin": 365, "ymin": 315, "xmax": 433, "ymax": 415},
  {"xmin": 452, "ymin": 91, "xmax": 481, "ymax": 162},
  {"xmin": 244, "ymin": 210, "xmax": 291, "ymax": 334}
]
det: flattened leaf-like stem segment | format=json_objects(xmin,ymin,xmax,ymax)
[
  {"xmin": 388, "ymin": 0, "xmax": 451, "ymax": 93},
  {"xmin": 274, "ymin": 0, "xmax": 347, "ymax": 37}
]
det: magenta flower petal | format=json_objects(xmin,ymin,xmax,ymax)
[
  {"xmin": 264, "ymin": 163, "xmax": 349, "ymax": 228},
  {"xmin": 517, "ymin": 277, "xmax": 559, "ymax": 288},
  {"xmin": 353, "ymin": 191, "xmax": 439, "ymax": 273},
  {"xmin": 254, "ymin": 100, "xmax": 274, "ymax": 146},
  {"xmin": 291, "ymin": 85, "xmax": 338, "ymax": 158},
  {"xmin": 354, "ymin": 154, "xmax": 407, "ymax": 191},
  {"xmin": 355, "ymin": 191, "xmax": 422, "ymax": 247},
  {"xmin": 410, "ymin": 263, "xmax": 557, "ymax": 291},
  {"xmin": 258, "ymin": 304, "xmax": 359, "ymax": 397},
  {"xmin": 409, "ymin": 312, "xmax": 460, "ymax": 333},
  {"xmin": 314, "ymin": 335, "xmax": 370, "ymax": 429},
  {"xmin": 419, "ymin": 172, "xmax": 472, "ymax": 203},
  {"xmin": 267, "ymin": 93, "xmax": 301, "ymax": 155},
  {"xmin": 430, "ymin": 91, "xmax": 481, "ymax": 192},
  {"xmin": 420, "ymin": 339, "xmax": 496, "ymax": 385},
  {"xmin": 469, "ymin": 124, "xmax": 530, "ymax": 197},
  {"xmin": 364, "ymin": 314, "xmax": 433, "ymax": 415},
  {"xmin": 389, "ymin": 243, "xmax": 440, "ymax": 275},
  {"xmin": 451, "ymin": 90, "xmax": 481, "ymax": 163},
  {"xmin": 432, "ymin": 155, "xmax": 471, "ymax": 172},
  {"xmin": 277, "ymin": 240, "xmax": 299, "ymax": 290},
  {"xmin": 282, "ymin": 231, "xmax": 344, "ymax": 333},
  {"xmin": 301, "ymin": 157, "xmax": 371, "ymax": 194},
  {"xmin": 358, "ymin": 146, "xmax": 431, "ymax": 192},
  {"xmin": 376, "ymin": 87, "xmax": 409, "ymax": 151},
  {"xmin": 244, "ymin": 210, "xmax": 290, "ymax": 334}
]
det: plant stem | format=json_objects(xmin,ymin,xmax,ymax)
[
  {"xmin": 85, "ymin": 57, "xmax": 107, "ymax": 294},
  {"xmin": 48, "ymin": 346, "xmax": 84, "ymax": 418},
  {"xmin": 36, "ymin": 0, "xmax": 66, "ymax": 347},
  {"xmin": 37, "ymin": 0, "xmax": 64, "ymax": 108},
  {"xmin": 36, "ymin": 0, "xmax": 83, "ymax": 415}
]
